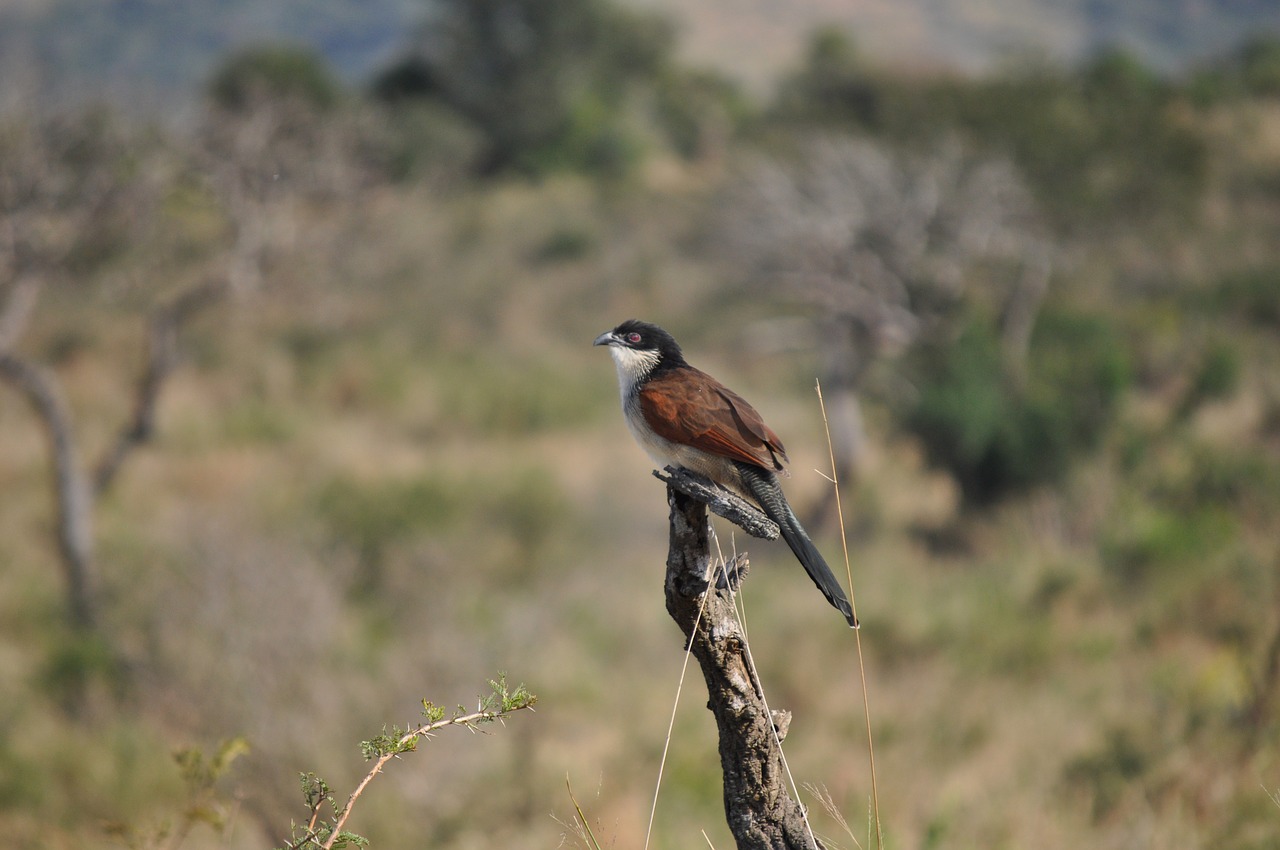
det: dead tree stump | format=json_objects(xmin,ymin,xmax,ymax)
[{"xmin": 659, "ymin": 467, "xmax": 823, "ymax": 850}]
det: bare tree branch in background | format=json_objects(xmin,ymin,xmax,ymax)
[
  {"xmin": 0, "ymin": 79, "xmax": 382, "ymax": 634},
  {"xmin": 719, "ymin": 136, "xmax": 1052, "ymax": 499},
  {"xmin": 0, "ymin": 71, "xmax": 388, "ymax": 631},
  {"xmin": 0, "ymin": 283, "xmax": 224, "ymax": 632},
  {"xmin": 0, "ymin": 112, "xmax": 149, "ymax": 632},
  {"xmin": 0, "ymin": 113, "xmax": 223, "ymax": 632},
  {"xmin": 0, "ymin": 341, "xmax": 98, "ymax": 628},
  {"xmin": 93, "ymin": 280, "xmax": 227, "ymax": 493},
  {"xmin": 0, "ymin": 276, "xmax": 39, "ymax": 350},
  {"xmin": 198, "ymin": 79, "xmax": 377, "ymax": 297}
]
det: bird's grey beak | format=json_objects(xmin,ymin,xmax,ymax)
[{"xmin": 593, "ymin": 331, "xmax": 619, "ymax": 347}]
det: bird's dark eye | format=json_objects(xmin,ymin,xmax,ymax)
[{"xmin": 626, "ymin": 332, "xmax": 642, "ymax": 344}]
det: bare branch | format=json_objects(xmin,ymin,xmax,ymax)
[
  {"xmin": 0, "ymin": 276, "xmax": 41, "ymax": 351},
  {"xmin": 654, "ymin": 466, "xmax": 779, "ymax": 541},
  {"xmin": 999, "ymin": 247, "xmax": 1052, "ymax": 388},
  {"xmin": 0, "ymin": 351, "xmax": 97, "ymax": 629},
  {"xmin": 718, "ymin": 135, "xmax": 1053, "ymax": 486},
  {"xmin": 320, "ymin": 701, "xmax": 536, "ymax": 850},
  {"xmin": 94, "ymin": 280, "xmax": 226, "ymax": 494},
  {"xmin": 721, "ymin": 136, "xmax": 1049, "ymax": 353}
]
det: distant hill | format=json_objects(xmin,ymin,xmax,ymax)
[
  {"xmin": 2, "ymin": 0, "xmax": 1279, "ymax": 112},
  {"xmin": 0, "ymin": 0, "xmax": 419, "ymax": 113},
  {"xmin": 637, "ymin": 0, "xmax": 1280, "ymax": 86}
]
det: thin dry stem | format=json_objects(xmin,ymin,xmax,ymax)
[
  {"xmin": 565, "ymin": 775, "xmax": 607, "ymax": 850},
  {"xmin": 816, "ymin": 379, "xmax": 883, "ymax": 850},
  {"xmin": 644, "ymin": 545, "xmax": 717, "ymax": 850},
  {"xmin": 735, "ymin": 614, "xmax": 822, "ymax": 850},
  {"xmin": 804, "ymin": 782, "xmax": 860, "ymax": 850}
]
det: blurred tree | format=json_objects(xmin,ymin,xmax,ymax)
[
  {"xmin": 653, "ymin": 67, "xmax": 748, "ymax": 165},
  {"xmin": 201, "ymin": 45, "xmax": 373, "ymax": 293},
  {"xmin": 774, "ymin": 32, "xmax": 1210, "ymax": 233},
  {"xmin": 0, "ymin": 111, "xmax": 222, "ymax": 636},
  {"xmin": 375, "ymin": 0, "xmax": 674, "ymax": 175},
  {"xmin": 961, "ymin": 50, "xmax": 1208, "ymax": 231},
  {"xmin": 0, "ymin": 57, "xmax": 388, "ymax": 695},
  {"xmin": 1238, "ymin": 34, "xmax": 1280, "ymax": 96},
  {"xmin": 208, "ymin": 44, "xmax": 342, "ymax": 113},
  {"xmin": 719, "ymin": 136, "xmax": 1051, "ymax": 496},
  {"xmin": 1190, "ymin": 34, "xmax": 1280, "ymax": 102},
  {"xmin": 904, "ymin": 310, "xmax": 1130, "ymax": 507},
  {"xmin": 773, "ymin": 26, "xmax": 881, "ymax": 128},
  {"xmin": 1174, "ymin": 339, "xmax": 1241, "ymax": 422}
]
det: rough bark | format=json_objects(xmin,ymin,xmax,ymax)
[
  {"xmin": 662, "ymin": 467, "xmax": 822, "ymax": 850},
  {"xmin": 655, "ymin": 466, "xmax": 779, "ymax": 542}
]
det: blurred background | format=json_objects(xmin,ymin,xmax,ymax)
[{"xmin": 2, "ymin": 1, "xmax": 1280, "ymax": 848}]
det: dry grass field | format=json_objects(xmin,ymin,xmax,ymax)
[{"xmin": 3, "ymin": 23, "xmax": 1280, "ymax": 850}]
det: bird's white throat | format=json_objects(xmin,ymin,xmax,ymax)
[{"xmin": 608, "ymin": 345, "xmax": 661, "ymax": 403}]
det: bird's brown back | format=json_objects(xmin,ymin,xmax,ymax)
[{"xmin": 639, "ymin": 366, "xmax": 789, "ymax": 473}]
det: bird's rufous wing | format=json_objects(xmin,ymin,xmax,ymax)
[{"xmin": 639, "ymin": 367, "xmax": 789, "ymax": 472}]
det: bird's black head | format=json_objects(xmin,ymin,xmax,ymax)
[
  {"xmin": 593, "ymin": 319, "xmax": 686, "ymax": 365},
  {"xmin": 593, "ymin": 319, "xmax": 688, "ymax": 388}
]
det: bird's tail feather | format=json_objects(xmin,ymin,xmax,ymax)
[{"xmin": 735, "ymin": 462, "xmax": 857, "ymax": 628}]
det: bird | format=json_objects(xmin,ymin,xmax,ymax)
[{"xmin": 594, "ymin": 318, "xmax": 856, "ymax": 627}]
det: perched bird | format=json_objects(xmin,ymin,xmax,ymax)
[{"xmin": 594, "ymin": 319, "xmax": 856, "ymax": 627}]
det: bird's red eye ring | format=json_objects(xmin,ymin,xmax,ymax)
[{"xmin": 627, "ymin": 332, "xmax": 642, "ymax": 344}]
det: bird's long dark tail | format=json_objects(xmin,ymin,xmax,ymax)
[{"xmin": 735, "ymin": 462, "xmax": 857, "ymax": 628}]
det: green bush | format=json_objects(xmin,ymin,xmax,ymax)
[
  {"xmin": 1063, "ymin": 727, "xmax": 1152, "ymax": 821},
  {"xmin": 773, "ymin": 26, "xmax": 881, "ymax": 128},
  {"xmin": 207, "ymin": 44, "xmax": 342, "ymax": 112},
  {"xmin": 1029, "ymin": 310, "xmax": 1132, "ymax": 448},
  {"xmin": 315, "ymin": 473, "xmax": 458, "ymax": 565},
  {"xmin": 1180, "ymin": 446, "xmax": 1280, "ymax": 519},
  {"xmin": 1098, "ymin": 438, "xmax": 1273, "ymax": 589},
  {"xmin": 435, "ymin": 355, "xmax": 606, "ymax": 436},
  {"xmin": 40, "ymin": 631, "xmax": 126, "ymax": 712},
  {"xmin": 315, "ymin": 472, "xmax": 460, "ymax": 598},
  {"xmin": 1175, "ymin": 340, "xmax": 1242, "ymax": 420},
  {"xmin": 1211, "ymin": 266, "xmax": 1280, "ymax": 328},
  {"xmin": 370, "ymin": 100, "xmax": 482, "ymax": 182},
  {"xmin": 525, "ymin": 91, "xmax": 647, "ymax": 179},
  {"xmin": 1190, "ymin": 35, "xmax": 1280, "ymax": 102},
  {"xmin": 654, "ymin": 68, "xmax": 748, "ymax": 160},
  {"xmin": 903, "ymin": 310, "xmax": 1130, "ymax": 507},
  {"xmin": 0, "ymin": 737, "xmax": 42, "ymax": 809},
  {"xmin": 376, "ymin": 0, "xmax": 674, "ymax": 177},
  {"xmin": 534, "ymin": 227, "xmax": 596, "ymax": 264},
  {"xmin": 220, "ymin": 399, "xmax": 297, "ymax": 445},
  {"xmin": 1238, "ymin": 35, "xmax": 1280, "ymax": 96},
  {"xmin": 1100, "ymin": 502, "xmax": 1236, "ymax": 586},
  {"xmin": 965, "ymin": 52, "xmax": 1207, "ymax": 229},
  {"xmin": 315, "ymin": 465, "xmax": 571, "ymax": 597},
  {"xmin": 776, "ymin": 39, "xmax": 1210, "ymax": 231}
]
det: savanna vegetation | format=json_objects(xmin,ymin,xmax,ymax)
[{"xmin": 2, "ymin": 1, "xmax": 1280, "ymax": 847}]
